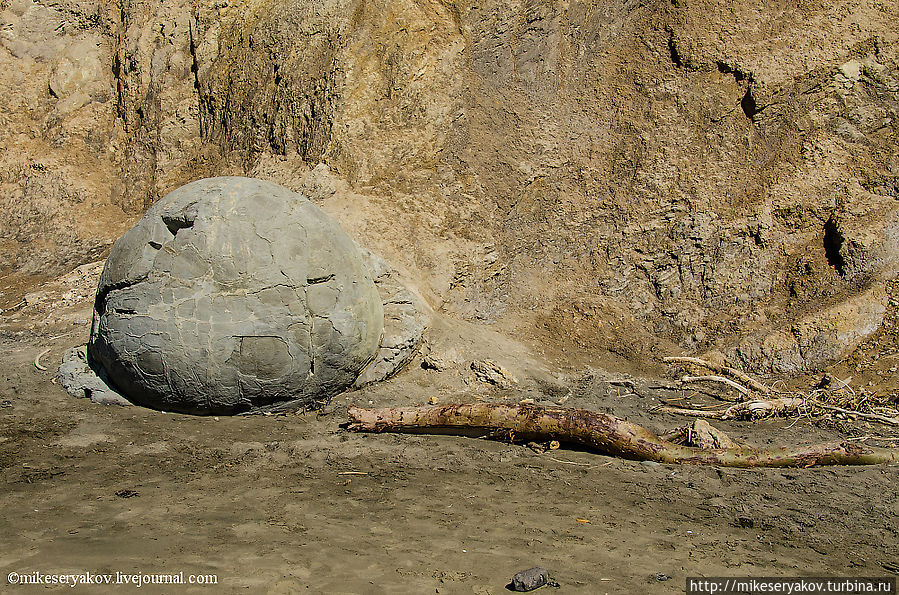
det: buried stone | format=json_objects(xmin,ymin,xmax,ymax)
[
  {"xmin": 76, "ymin": 177, "xmax": 386, "ymax": 415},
  {"xmin": 509, "ymin": 567, "xmax": 558, "ymax": 591}
]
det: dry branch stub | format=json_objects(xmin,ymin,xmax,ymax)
[{"xmin": 346, "ymin": 403, "xmax": 897, "ymax": 467}]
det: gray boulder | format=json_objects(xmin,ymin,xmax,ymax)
[
  {"xmin": 354, "ymin": 249, "xmax": 431, "ymax": 388},
  {"xmin": 87, "ymin": 177, "xmax": 384, "ymax": 414},
  {"xmin": 57, "ymin": 345, "xmax": 133, "ymax": 407}
]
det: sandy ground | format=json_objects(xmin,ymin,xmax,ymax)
[{"xmin": 1, "ymin": 278, "xmax": 897, "ymax": 594}]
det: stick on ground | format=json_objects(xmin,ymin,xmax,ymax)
[
  {"xmin": 657, "ymin": 397, "xmax": 808, "ymax": 421},
  {"xmin": 34, "ymin": 348, "xmax": 50, "ymax": 372},
  {"xmin": 659, "ymin": 397, "xmax": 899, "ymax": 426},
  {"xmin": 809, "ymin": 401, "xmax": 899, "ymax": 426},
  {"xmin": 680, "ymin": 374, "xmax": 752, "ymax": 396},
  {"xmin": 347, "ymin": 403, "xmax": 897, "ymax": 468},
  {"xmin": 664, "ymin": 356, "xmax": 772, "ymax": 394}
]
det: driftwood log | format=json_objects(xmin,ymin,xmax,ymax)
[{"xmin": 346, "ymin": 403, "xmax": 898, "ymax": 468}]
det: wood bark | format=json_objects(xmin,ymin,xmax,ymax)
[{"xmin": 346, "ymin": 403, "xmax": 898, "ymax": 468}]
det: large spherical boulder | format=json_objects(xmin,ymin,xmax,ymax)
[{"xmin": 88, "ymin": 177, "xmax": 384, "ymax": 414}]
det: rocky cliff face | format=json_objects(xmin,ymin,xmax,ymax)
[{"xmin": 2, "ymin": 0, "xmax": 897, "ymax": 374}]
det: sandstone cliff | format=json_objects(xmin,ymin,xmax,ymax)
[{"xmin": 2, "ymin": 0, "xmax": 897, "ymax": 374}]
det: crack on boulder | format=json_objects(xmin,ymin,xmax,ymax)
[
  {"xmin": 94, "ymin": 274, "xmax": 149, "ymax": 316},
  {"xmin": 161, "ymin": 213, "xmax": 195, "ymax": 237},
  {"xmin": 248, "ymin": 283, "xmax": 296, "ymax": 295},
  {"xmin": 307, "ymin": 273, "xmax": 335, "ymax": 285}
]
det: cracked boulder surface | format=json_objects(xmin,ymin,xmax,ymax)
[
  {"xmin": 354, "ymin": 250, "xmax": 431, "ymax": 388},
  {"xmin": 86, "ymin": 177, "xmax": 384, "ymax": 415}
]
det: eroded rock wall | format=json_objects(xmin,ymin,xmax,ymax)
[{"xmin": 2, "ymin": 0, "xmax": 897, "ymax": 373}]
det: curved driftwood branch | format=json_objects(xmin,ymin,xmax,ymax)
[
  {"xmin": 664, "ymin": 356, "xmax": 772, "ymax": 394},
  {"xmin": 34, "ymin": 347, "xmax": 51, "ymax": 371},
  {"xmin": 657, "ymin": 397, "xmax": 808, "ymax": 420},
  {"xmin": 680, "ymin": 374, "xmax": 752, "ymax": 396},
  {"xmin": 346, "ymin": 403, "xmax": 897, "ymax": 468}
]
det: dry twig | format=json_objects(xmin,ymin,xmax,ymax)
[
  {"xmin": 657, "ymin": 398, "xmax": 807, "ymax": 421},
  {"xmin": 808, "ymin": 401, "xmax": 899, "ymax": 426},
  {"xmin": 664, "ymin": 356, "xmax": 772, "ymax": 394},
  {"xmin": 680, "ymin": 374, "xmax": 752, "ymax": 397},
  {"xmin": 34, "ymin": 348, "xmax": 50, "ymax": 372},
  {"xmin": 663, "ymin": 358, "xmax": 899, "ymax": 428}
]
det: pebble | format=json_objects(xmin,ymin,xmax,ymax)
[{"xmin": 510, "ymin": 567, "xmax": 549, "ymax": 592}]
